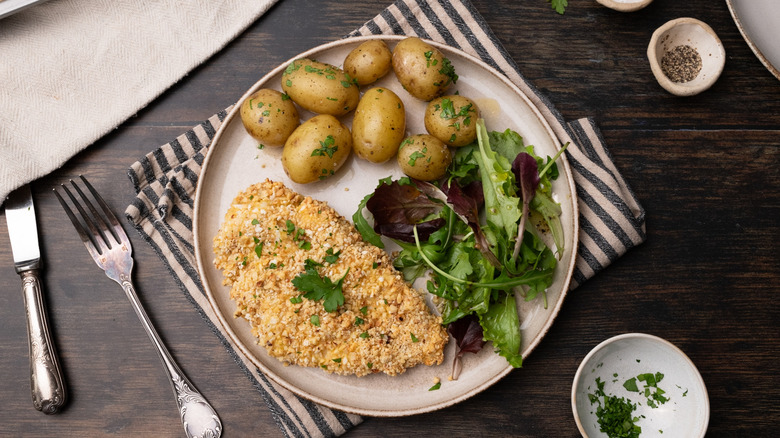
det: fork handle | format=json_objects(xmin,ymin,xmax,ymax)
[
  {"xmin": 20, "ymin": 269, "xmax": 67, "ymax": 414},
  {"xmin": 120, "ymin": 278, "xmax": 222, "ymax": 438}
]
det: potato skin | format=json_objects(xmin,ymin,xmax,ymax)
[
  {"xmin": 282, "ymin": 115, "xmax": 353, "ymax": 184},
  {"xmin": 239, "ymin": 89, "xmax": 300, "ymax": 147},
  {"xmin": 396, "ymin": 134, "xmax": 451, "ymax": 181},
  {"xmin": 352, "ymin": 87, "xmax": 406, "ymax": 163},
  {"xmin": 281, "ymin": 58, "xmax": 360, "ymax": 116},
  {"xmin": 424, "ymin": 95, "xmax": 479, "ymax": 147},
  {"xmin": 343, "ymin": 40, "xmax": 393, "ymax": 86},
  {"xmin": 391, "ymin": 37, "xmax": 458, "ymax": 101}
]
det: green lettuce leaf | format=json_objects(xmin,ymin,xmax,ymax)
[{"xmin": 479, "ymin": 293, "xmax": 523, "ymax": 367}]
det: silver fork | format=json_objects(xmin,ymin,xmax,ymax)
[{"xmin": 54, "ymin": 176, "xmax": 222, "ymax": 438}]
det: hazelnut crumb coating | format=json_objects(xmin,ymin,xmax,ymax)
[{"xmin": 213, "ymin": 180, "xmax": 448, "ymax": 376}]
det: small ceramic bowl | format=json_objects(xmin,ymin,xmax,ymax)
[
  {"xmin": 596, "ymin": 0, "xmax": 653, "ymax": 12},
  {"xmin": 572, "ymin": 333, "xmax": 709, "ymax": 438},
  {"xmin": 648, "ymin": 17, "xmax": 726, "ymax": 96}
]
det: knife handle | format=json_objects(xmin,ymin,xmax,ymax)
[{"xmin": 20, "ymin": 269, "xmax": 67, "ymax": 414}]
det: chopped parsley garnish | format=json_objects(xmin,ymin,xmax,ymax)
[
  {"xmin": 324, "ymin": 248, "xmax": 341, "ymax": 264},
  {"xmin": 408, "ymin": 148, "xmax": 427, "ymax": 166},
  {"xmin": 624, "ymin": 372, "xmax": 670, "ymax": 408},
  {"xmin": 589, "ymin": 377, "xmax": 641, "ymax": 438},
  {"xmin": 285, "ymin": 220, "xmax": 310, "ymax": 250},
  {"xmin": 410, "ymin": 332, "xmax": 419, "ymax": 343},
  {"xmin": 548, "ymin": 0, "xmax": 568, "ymax": 15},
  {"xmin": 310, "ymin": 314, "xmax": 320, "ymax": 326},
  {"xmin": 438, "ymin": 57, "xmax": 458, "ymax": 85},
  {"xmin": 424, "ymin": 50, "xmax": 436, "ymax": 68},
  {"xmin": 428, "ymin": 382, "xmax": 441, "ymax": 391},
  {"xmin": 311, "ymin": 135, "xmax": 338, "ymax": 158},
  {"xmin": 292, "ymin": 259, "xmax": 349, "ymax": 312}
]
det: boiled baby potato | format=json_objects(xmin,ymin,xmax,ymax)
[
  {"xmin": 240, "ymin": 89, "xmax": 300, "ymax": 147},
  {"xmin": 282, "ymin": 114, "xmax": 352, "ymax": 184},
  {"xmin": 397, "ymin": 134, "xmax": 451, "ymax": 181},
  {"xmin": 352, "ymin": 87, "xmax": 406, "ymax": 163},
  {"xmin": 424, "ymin": 95, "xmax": 479, "ymax": 147},
  {"xmin": 391, "ymin": 37, "xmax": 458, "ymax": 101},
  {"xmin": 343, "ymin": 39, "xmax": 393, "ymax": 86},
  {"xmin": 281, "ymin": 58, "xmax": 359, "ymax": 116}
]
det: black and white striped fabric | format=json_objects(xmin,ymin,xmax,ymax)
[{"xmin": 125, "ymin": 1, "xmax": 646, "ymax": 437}]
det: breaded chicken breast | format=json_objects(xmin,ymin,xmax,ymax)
[{"xmin": 213, "ymin": 180, "xmax": 448, "ymax": 376}]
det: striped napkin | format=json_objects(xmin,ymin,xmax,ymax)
[{"xmin": 125, "ymin": 0, "xmax": 646, "ymax": 436}]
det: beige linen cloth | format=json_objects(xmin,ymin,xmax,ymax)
[{"xmin": 0, "ymin": 0, "xmax": 279, "ymax": 201}]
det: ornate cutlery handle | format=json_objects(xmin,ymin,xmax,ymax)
[
  {"xmin": 120, "ymin": 277, "xmax": 222, "ymax": 438},
  {"xmin": 20, "ymin": 269, "xmax": 66, "ymax": 414}
]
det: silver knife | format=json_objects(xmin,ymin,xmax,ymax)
[{"xmin": 4, "ymin": 184, "xmax": 66, "ymax": 414}]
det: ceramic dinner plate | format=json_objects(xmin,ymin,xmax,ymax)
[
  {"xmin": 727, "ymin": 0, "xmax": 780, "ymax": 81},
  {"xmin": 193, "ymin": 35, "xmax": 578, "ymax": 416}
]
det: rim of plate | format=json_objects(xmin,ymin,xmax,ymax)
[
  {"xmin": 193, "ymin": 35, "xmax": 579, "ymax": 416},
  {"xmin": 726, "ymin": 0, "xmax": 780, "ymax": 81}
]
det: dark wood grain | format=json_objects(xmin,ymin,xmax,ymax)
[{"xmin": 1, "ymin": 0, "xmax": 778, "ymax": 436}]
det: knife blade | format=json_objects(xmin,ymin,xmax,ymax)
[{"xmin": 4, "ymin": 184, "xmax": 66, "ymax": 414}]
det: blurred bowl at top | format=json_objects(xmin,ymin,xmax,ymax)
[{"xmin": 596, "ymin": 0, "xmax": 653, "ymax": 12}]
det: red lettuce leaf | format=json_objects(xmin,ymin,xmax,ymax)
[
  {"xmin": 447, "ymin": 314, "xmax": 487, "ymax": 380},
  {"xmin": 365, "ymin": 180, "xmax": 444, "ymax": 242},
  {"xmin": 512, "ymin": 152, "xmax": 540, "ymax": 201},
  {"xmin": 510, "ymin": 153, "xmax": 540, "ymax": 260},
  {"xmin": 440, "ymin": 180, "xmax": 500, "ymax": 267}
]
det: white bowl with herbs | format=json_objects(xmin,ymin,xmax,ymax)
[
  {"xmin": 572, "ymin": 333, "xmax": 709, "ymax": 438},
  {"xmin": 648, "ymin": 17, "xmax": 726, "ymax": 96}
]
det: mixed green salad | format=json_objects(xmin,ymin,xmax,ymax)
[{"xmin": 353, "ymin": 119, "xmax": 567, "ymax": 374}]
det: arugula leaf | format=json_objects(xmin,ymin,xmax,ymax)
[
  {"xmin": 352, "ymin": 191, "xmax": 385, "ymax": 248},
  {"xmin": 474, "ymin": 120, "xmax": 521, "ymax": 243},
  {"xmin": 479, "ymin": 293, "xmax": 522, "ymax": 368},
  {"xmin": 530, "ymin": 191, "xmax": 564, "ymax": 258},
  {"xmin": 488, "ymin": 128, "xmax": 527, "ymax": 161}
]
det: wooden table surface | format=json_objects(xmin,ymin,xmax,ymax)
[{"xmin": 2, "ymin": 0, "xmax": 778, "ymax": 436}]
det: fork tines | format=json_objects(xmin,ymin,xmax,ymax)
[{"xmin": 53, "ymin": 175, "xmax": 127, "ymax": 257}]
